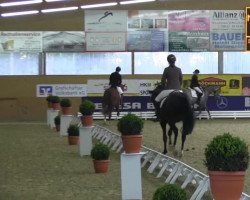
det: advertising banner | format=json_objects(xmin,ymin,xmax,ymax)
[
  {"xmin": 84, "ymin": 96, "xmax": 250, "ymax": 112},
  {"xmin": 183, "ymin": 75, "xmax": 242, "ymax": 96},
  {"xmin": 87, "ymin": 79, "xmax": 158, "ymax": 96},
  {"xmin": 36, "ymin": 84, "xmax": 87, "ymax": 97},
  {"xmin": 85, "ymin": 10, "xmax": 127, "ymax": 32},
  {"xmin": 43, "ymin": 32, "xmax": 85, "ymax": 52},
  {"xmin": 86, "ymin": 32, "xmax": 126, "ymax": 51},
  {"xmin": 210, "ymin": 10, "xmax": 245, "ymax": 51},
  {"xmin": 168, "ymin": 10, "xmax": 210, "ymax": 52},
  {"xmin": 127, "ymin": 10, "xmax": 168, "ymax": 51},
  {"xmin": 127, "ymin": 31, "xmax": 166, "ymax": 51},
  {"xmin": 0, "ymin": 31, "xmax": 42, "ymax": 52}
]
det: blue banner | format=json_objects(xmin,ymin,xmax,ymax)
[{"xmin": 82, "ymin": 96, "xmax": 250, "ymax": 112}]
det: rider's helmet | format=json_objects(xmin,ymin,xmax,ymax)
[
  {"xmin": 193, "ymin": 69, "xmax": 200, "ymax": 74},
  {"xmin": 116, "ymin": 66, "xmax": 121, "ymax": 72},
  {"xmin": 167, "ymin": 54, "xmax": 176, "ymax": 64}
]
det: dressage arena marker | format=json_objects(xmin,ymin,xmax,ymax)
[
  {"xmin": 47, "ymin": 108, "xmax": 52, "ymax": 126},
  {"xmin": 88, "ymin": 124, "xmax": 250, "ymax": 200},
  {"xmin": 60, "ymin": 115, "xmax": 74, "ymax": 136},
  {"xmin": 79, "ymin": 126, "xmax": 93, "ymax": 156},
  {"xmin": 48, "ymin": 109, "xmax": 60, "ymax": 129}
]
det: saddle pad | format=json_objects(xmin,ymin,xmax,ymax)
[{"xmin": 190, "ymin": 89, "xmax": 198, "ymax": 98}]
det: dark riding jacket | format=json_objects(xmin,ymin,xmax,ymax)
[
  {"xmin": 109, "ymin": 71, "xmax": 122, "ymax": 88},
  {"xmin": 161, "ymin": 65, "xmax": 183, "ymax": 90},
  {"xmin": 190, "ymin": 74, "xmax": 200, "ymax": 88}
]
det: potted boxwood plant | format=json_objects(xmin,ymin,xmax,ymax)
[
  {"xmin": 204, "ymin": 133, "xmax": 249, "ymax": 200},
  {"xmin": 117, "ymin": 113, "xmax": 144, "ymax": 153},
  {"xmin": 153, "ymin": 183, "xmax": 187, "ymax": 200},
  {"xmin": 67, "ymin": 124, "xmax": 79, "ymax": 145},
  {"xmin": 79, "ymin": 100, "xmax": 95, "ymax": 127},
  {"xmin": 91, "ymin": 142, "xmax": 110, "ymax": 173},
  {"xmin": 54, "ymin": 115, "xmax": 60, "ymax": 132},
  {"xmin": 60, "ymin": 98, "xmax": 72, "ymax": 115},
  {"xmin": 46, "ymin": 94, "xmax": 53, "ymax": 109},
  {"xmin": 50, "ymin": 95, "xmax": 60, "ymax": 110}
]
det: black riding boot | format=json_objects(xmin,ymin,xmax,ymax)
[
  {"xmin": 197, "ymin": 93, "xmax": 202, "ymax": 104},
  {"xmin": 154, "ymin": 102, "xmax": 161, "ymax": 121}
]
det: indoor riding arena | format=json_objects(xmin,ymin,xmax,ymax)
[{"xmin": 1, "ymin": 0, "xmax": 250, "ymax": 200}]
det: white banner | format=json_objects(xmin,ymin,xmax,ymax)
[
  {"xmin": 85, "ymin": 10, "xmax": 127, "ymax": 32},
  {"xmin": 0, "ymin": 31, "xmax": 42, "ymax": 52},
  {"xmin": 86, "ymin": 32, "xmax": 126, "ymax": 51},
  {"xmin": 36, "ymin": 84, "xmax": 87, "ymax": 97},
  {"xmin": 210, "ymin": 10, "xmax": 245, "ymax": 50},
  {"xmin": 87, "ymin": 79, "xmax": 158, "ymax": 96}
]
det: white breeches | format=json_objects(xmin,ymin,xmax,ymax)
[
  {"xmin": 155, "ymin": 90, "xmax": 174, "ymax": 102},
  {"xmin": 193, "ymin": 87, "xmax": 202, "ymax": 94},
  {"xmin": 117, "ymin": 86, "xmax": 123, "ymax": 95}
]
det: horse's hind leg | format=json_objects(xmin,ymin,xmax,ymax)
[
  {"xmin": 168, "ymin": 128, "xmax": 172, "ymax": 145},
  {"xmin": 171, "ymin": 125, "xmax": 178, "ymax": 148},
  {"xmin": 181, "ymin": 133, "xmax": 187, "ymax": 156},
  {"xmin": 160, "ymin": 120, "xmax": 167, "ymax": 154}
]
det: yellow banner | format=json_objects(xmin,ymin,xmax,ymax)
[{"xmin": 183, "ymin": 75, "xmax": 242, "ymax": 96}]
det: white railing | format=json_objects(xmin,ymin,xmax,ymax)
[
  {"xmin": 92, "ymin": 111, "xmax": 250, "ymax": 120},
  {"xmin": 90, "ymin": 124, "xmax": 250, "ymax": 200}
]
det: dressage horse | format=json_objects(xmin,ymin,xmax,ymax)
[
  {"xmin": 150, "ymin": 85, "xmax": 195, "ymax": 155},
  {"xmin": 183, "ymin": 85, "xmax": 221, "ymax": 119},
  {"xmin": 102, "ymin": 85, "xmax": 123, "ymax": 122}
]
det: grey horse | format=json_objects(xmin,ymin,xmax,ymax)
[{"xmin": 183, "ymin": 85, "xmax": 221, "ymax": 119}]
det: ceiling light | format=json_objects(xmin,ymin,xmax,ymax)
[
  {"xmin": 1, "ymin": 10, "xmax": 39, "ymax": 17},
  {"xmin": 81, "ymin": 2, "xmax": 117, "ymax": 9},
  {"xmin": 0, "ymin": 0, "xmax": 42, "ymax": 7},
  {"xmin": 45, "ymin": 0, "xmax": 71, "ymax": 2},
  {"xmin": 120, "ymin": 0, "xmax": 155, "ymax": 5},
  {"xmin": 41, "ymin": 6, "xmax": 78, "ymax": 13}
]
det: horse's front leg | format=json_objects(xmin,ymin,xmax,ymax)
[
  {"xmin": 160, "ymin": 120, "xmax": 167, "ymax": 154},
  {"xmin": 115, "ymin": 106, "xmax": 120, "ymax": 118},
  {"xmin": 206, "ymin": 107, "xmax": 211, "ymax": 119}
]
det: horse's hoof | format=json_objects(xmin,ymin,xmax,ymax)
[
  {"xmin": 162, "ymin": 150, "xmax": 167, "ymax": 155},
  {"xmin": 173, "ymin": 149, "xmax": 178, "ymax": 157}
]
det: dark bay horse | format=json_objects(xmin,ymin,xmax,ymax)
[
  {"xmin": 102, "ymin": 86, "xmax": 123, "ymax": 122},
  {"xmin": 150, "ymin": 85, "xmax": 195, "ymax": 155},
  {"xmin": 183, "ymin": 85, "xmax": 221, "ymax": 119}
]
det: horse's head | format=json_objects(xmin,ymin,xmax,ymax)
[
  {"xmin": 214, "ymin": 86, "xmax": 221, "ymax": 98},
  {"xmin": 204, "ymin": 85, "xmax": 221, "ymax": 99},
  {"xmin": 148, "ymin": 84, "xmax": 164, "ymax": 101}
]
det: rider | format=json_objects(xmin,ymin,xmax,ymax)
[
  {"xmin": 154, "ymin": 54, "xmax": 183, "ymax": 119},
  {"xmin": 109, "ymin": 66, "xmax": 123, "ymax": 97},
  {"xmin": 190, "ymin": 69, "xmax": 203, "ymax": 104}
]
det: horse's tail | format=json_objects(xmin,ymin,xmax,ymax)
[{"xmin": 182, "ymin": 93, "xmax": 195, "ymax": 135}]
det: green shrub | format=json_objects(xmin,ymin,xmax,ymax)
[
  {"xmin": 50, "ymin": 95, "xmax": 60, "ymax": 103},
  {"xmin": 79, "ymin": 100, "xmax": 95, "ymax": 116},
  {"xmin": 153, "ymin": 184, "xmax": 187, "ymax": 200},
  {"xmin": 91, "ymin": 143, "xmax": 110, "ymax": 160},
  {"xmin": 117, "ymin": 113, "xmax": 144, "ymax": 135},
  {"xmin": 46, "ymin": 95, "xmax": 53, "ymax": 102},
  {"xmin": 204, "ymin": 133, "xmax": 249, "ymax": 171},
  {"xmin": 67, "ymin": 124, "xmax": 79, "ymax": 136},
  {"xmin": 60, "ymin": 98, "xmax": 72, "ymax": 107},
  {"xmin": 54, "ymin": 115, "xmax": 60, "ymax": 125}
]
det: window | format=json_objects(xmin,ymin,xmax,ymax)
[
  {"xmin": 134, "ymin": 52, "xmax": 218, "ymax": 74},
  {"xmin": 0, "ymin": 53, "xmax": 39, "ymax": 75},
  {"xmin": 46, "ymin": 52, "xmax": 132, "ymax": 75},
  {"xmin": 224, "ymin": 52, "xmax": 250, "ymax": 74}
]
